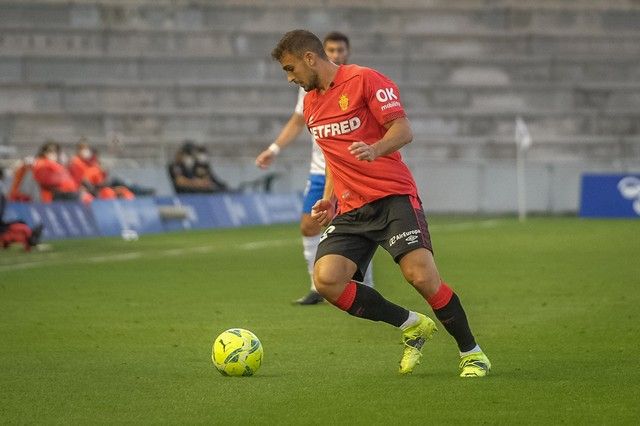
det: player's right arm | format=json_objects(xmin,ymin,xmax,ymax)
[
  {"xmin": 255, "ymin": 112, "xmax": 305, "ymax": 169},
  {"xmin": 321, "ymin": 163, "xmax": 334, "ymax": 201},
  {"xmin": 311, "ymin": 165, "xmax": 336, "ymax": 227}
]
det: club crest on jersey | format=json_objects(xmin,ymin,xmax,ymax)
[{"xmin": 338, "ymin": 94, "xmax": 349, "ymax": 111}]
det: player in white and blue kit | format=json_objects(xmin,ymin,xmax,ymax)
[{"xmin": 255, "ymin": 32, "xmax": 374, "ymax": 304}]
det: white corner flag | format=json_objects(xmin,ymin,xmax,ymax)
[
  {"xmin": 515, "ymin": 116, "xmax": 532, "ymax": 151},
  {"xmin": 515, "ymin": 116, "xmax": 531, "ymax": 222}
]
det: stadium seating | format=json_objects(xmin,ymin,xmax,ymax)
[{"xmin": 0, "ymin": 0, "xmax": 639, "ymax": 208}]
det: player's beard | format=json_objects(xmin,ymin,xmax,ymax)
[{"xmin": 303, "ymin": 72, "xmax": 321, "ymax": 92}]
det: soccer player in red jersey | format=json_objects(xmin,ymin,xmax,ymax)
[
  {"xmin": 271, "ymin": 30, "xmax": 491, "ymax": 377},
  {"xmin": 257, "ymin": 32, "xmax": 374, "ymax": 306}
]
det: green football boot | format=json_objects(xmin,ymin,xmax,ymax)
[
  {"xmin": 459, "ymin": 351, "xmax": 491, "ymax": 377},
  {"xmin": 399, "ymin": 313, "xmax": 438, "ymax": 374}
]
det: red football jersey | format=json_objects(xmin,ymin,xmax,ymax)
[{"xmin": 303, "ymin": 64, "xmax": 418, "ymax": 213}]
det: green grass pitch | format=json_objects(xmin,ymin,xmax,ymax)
[{"xmin": 1, "ymin": 217, "xmax": 639, "ymax": 424}]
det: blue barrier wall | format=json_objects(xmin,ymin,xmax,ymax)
[
  {"xmin": 5, "ymin": 193, "xmax": 303, "ymax": 240},
  {"xmin": 580, "ymin": 174, "xmax": 640, "ymax": 218},
  {"xmin": 154, "ymin": 193, "xmax": 303, "ymax": 231},
  {"xmin": 4, "ymin": 201, "xmax": 99, "ymax": 240},
  {"xmin": 91, "ymin": 198, "xmax": 165, "ymax": 237}
]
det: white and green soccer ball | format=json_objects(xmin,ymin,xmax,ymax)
[{"xmin": 212, "ymin": 328, "xmax": 263, "ymax": 376}]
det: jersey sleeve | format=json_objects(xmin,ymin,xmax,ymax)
[
  {"xmin": 294, "ymin": 87, "xmax": 305, "ymax": 116},
  {"xmin": 363, "ymin": 68, "xmax": 406, "ymax": 126}
]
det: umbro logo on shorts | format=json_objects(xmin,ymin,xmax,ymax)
[
  {"xmin": 405, "ymin": 235, "xmax": 419, "ymax": 244},
  {"xmin": 389, "ymin": 229, "xmax": 421, "ymax": 247}
]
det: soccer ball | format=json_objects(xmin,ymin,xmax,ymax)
[{"xmin": 212, "ymin": 328, "xmax": 263, "ymax": 376}]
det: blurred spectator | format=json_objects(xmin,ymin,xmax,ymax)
[
  {"xmin": 0, "ymin": 168, "xmax": 43, "ymax": 251},
  {"xmin": 32, "ymin": 142, "xmax": 93, "ymax": 203},
  {"xmin": 168, "ymin": 141, "xmax": 229, "ymax": 194},
  {"xmin": 68, "ymin": 141, "xmax": 135, "ymax": 200},
  {"xmin": 194, "ymin": 145, "xmax": 229, "ymax": 192}
]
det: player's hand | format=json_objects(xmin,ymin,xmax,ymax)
[
  {"xmin": 255, "ymin": 149, "xmax": 276, "ymax": 169},
  {"xmin": 348, "ymin": 141, "xmax": 377, "ymax": 162},
  {"xmin": 311, "ymin": 199, "xmax": 335, "ymax": 227}
]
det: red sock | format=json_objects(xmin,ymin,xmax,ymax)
[
  {"xmin": 427, "ymin": 282, "xmax": 453, "ymax": 310},
  {"xmin": 335, "ymin": 281, "xmax": 357, "ymax": 311}
]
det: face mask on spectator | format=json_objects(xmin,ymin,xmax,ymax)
[
  {"xmin": 80, "ymin": 148, "xmax": 92, "ymax": 160},
  {"xmin": 182, "ymin": 155, "xmax": 195, "ymax": 169},
  {"xmin": 45, "ymin": 152, "xmax": 58, "ymax": 162}
]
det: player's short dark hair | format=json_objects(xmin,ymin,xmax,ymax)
[
  {"xmin": 271, "ymin": 29, "xmax": 327, "ymax": 61},
  {"xmin": 323, "ymin": 31, "xmax": 350, "ymax": 48}
]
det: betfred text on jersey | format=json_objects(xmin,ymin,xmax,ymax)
[{"xmin": 310, "ymin": 117, "xmax": 361, "ymax": 139}]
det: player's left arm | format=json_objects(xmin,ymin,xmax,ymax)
[{"xmin": 348, "ymin": 117, "xmax": 413, "ymax": 162}]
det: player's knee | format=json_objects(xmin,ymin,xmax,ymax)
[
  {"xmin": 403, "ymin": 264, "xmax": 440, "ymax": 296},
  {"xmin": 313, "ymin": 267, "xmax": 337, "ymax": 292},
  {"xmin": 313, "ymin": 260, "xmax": 349, "ymax": 295}
]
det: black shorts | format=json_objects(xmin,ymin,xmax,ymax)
[{"xmin": 315, "ymin": 194, "xmax": 433, "ymax": 282}]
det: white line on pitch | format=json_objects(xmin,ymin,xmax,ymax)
[{"xmin": 0, "ymin": 220, "xmax": 500, "ymax": 272}]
